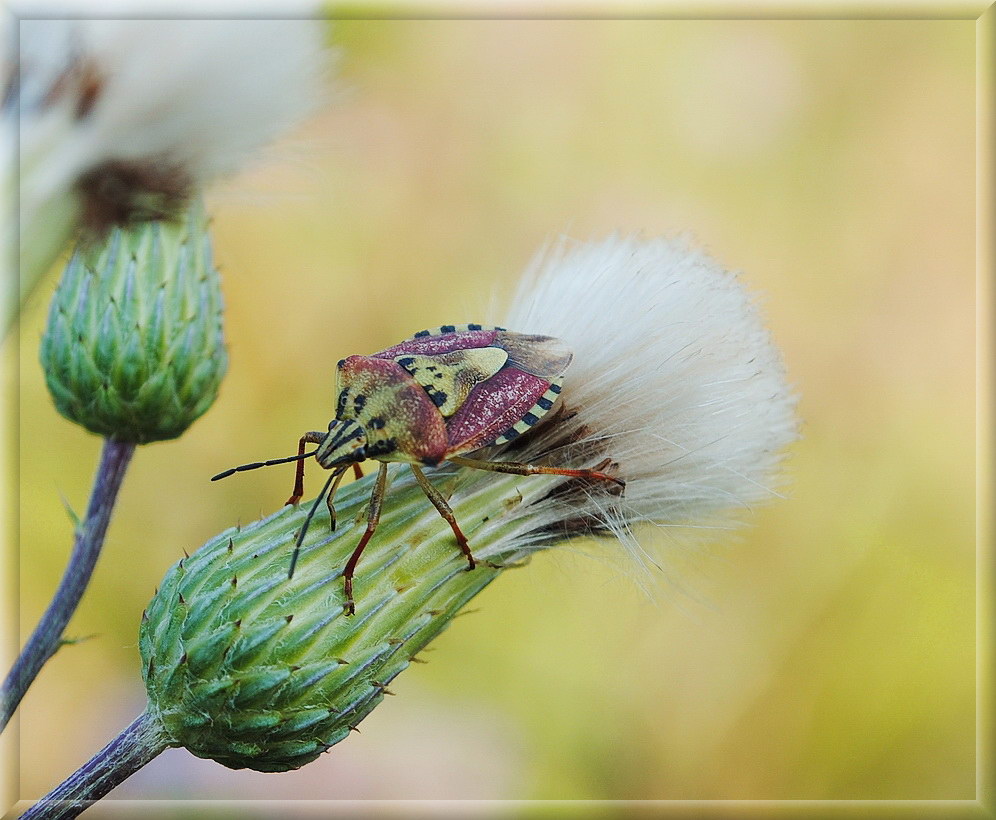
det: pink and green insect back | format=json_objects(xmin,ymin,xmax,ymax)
[
  {"xmin": 212, "ymin": 324, "xmax": 622, "ymax": 614},
  {"xmin": 370, "ymin": 324, "xmax": 573, "ymax": 455}
]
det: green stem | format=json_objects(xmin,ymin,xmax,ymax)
[
  {"xmin": 20, "ymin": 712, "xmax": 168, "ymax": 820},
  {"xmin": 1, "ymin": 438, "xmax": 136, "ymax": 731}
]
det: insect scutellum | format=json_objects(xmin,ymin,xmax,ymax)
[{"xmin": 212, "ymin": 325, "xmax": 625, "ymax": 614}]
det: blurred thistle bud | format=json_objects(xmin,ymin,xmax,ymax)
[
  {"xmin": 140, "ymin": 235, "xmax": 798, "ymax": 771},
  {"xmin": 40, "ymin": 199, "xmax": 227, "ymax": 443}
]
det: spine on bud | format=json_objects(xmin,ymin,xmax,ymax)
[{"xmin": 40, "ymin": 198, "xmax": 227, "ymax": 443}]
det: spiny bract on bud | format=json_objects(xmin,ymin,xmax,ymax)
[
  {"xmin": 139, "ymin": 467, "xmax": 528, "ymax": 772},
  {"xmin": 40, "ymin": 199, "xmax": 227, "ymax": 443}
]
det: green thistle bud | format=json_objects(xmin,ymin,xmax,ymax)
[
  {"xmin": 39, "ymin": 199, "xmax": 227, "ymax": 443},
  {"xmin": 139, "ymin": 466, "xmax": 542, "ymax": 772}
]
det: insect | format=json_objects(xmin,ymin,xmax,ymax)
[{"xmin": 212, "ymin": 324, "xmax": 623, "ymax": 614}]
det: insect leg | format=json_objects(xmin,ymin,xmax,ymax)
[
  {"xmin": 448, "ymin": 455, "xmax": 625, "ymax": 488},
  {"xmin": 286, "ymin": 431, "xmax": 327, "ymax": 506},
  {"xmin": 343, "ymin": 462, "xmax": 389, "ymax": 616},
  {"xmin": 352, "ymin": 463, "xmax": 364, "ymax": 480},
  {"xmin": 288, "ymin": 468, "xmax": 343, "ymax": 579},
  {"xmin": 410, "ymin": 464, "xmax": 475, "ymax": 570},
  {"xmin": 325, "ymin": 467, "xmax": 349, "ymax": 531}
]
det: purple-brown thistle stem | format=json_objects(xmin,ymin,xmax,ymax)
[
  {"xmin": 1, "ymin": 438, "xmax": 135, "ymax": 731},
  {"xmin": 19, "ymin": 712, "xmax": 168, "ymax": 820}
]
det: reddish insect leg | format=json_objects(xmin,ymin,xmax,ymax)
[
  {"xmin": 286, "ymin": 431, "xmax": 326, "ymax": 506},
  {"xmin": 352, "ymin": 463, "xmax": 364, "ymax": 480},
  {"xmin": 410, "ymin": 464, "xmax": 475, "ymax": 570},
  {"xmin": 342, "ymin": 462, "xmax": 389, "ymax": 615},
  {"xmin": 448, "ymin": 455, "xmax": 625, "ymax": 488}
]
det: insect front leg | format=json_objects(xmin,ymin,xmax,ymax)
[
  {"xmin": 342, "ymin": 462, "xmax": 389, "ymax": 615},
  {"xmin": 448, "ymin": 455, "xmax": 625, "ymax": 488},
  {"xmin": 286, "ymin": 431, "xmax": 327, "ymax": 506},
  {"xmin": 410, "ymin": 464, "xmax": 475, "ymax": 570},
  {"xmin": 325, "ymin": 468, "xmax": 350, "ymax": 530},
  {"xmin": 288, "ymin": 468, "xmax": 343, "ymax": 579}
]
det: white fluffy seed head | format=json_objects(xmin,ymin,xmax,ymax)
[
  {"xmin": 9, "ymin": 17, "xmax": 329, "ymax": 232},
  {"xmin": 485, "ymin": 234, "xmax": 798, "ymax": 572}
]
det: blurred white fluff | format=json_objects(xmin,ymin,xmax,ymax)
[
  {"xmin": 2, "ymin": 15, "xmax": 329, "ymax": 328},
  {"xmin": 14, "ymin": 17, "xmax": 327, "ymax": 206},
  {"xmin": 492, "ymin": 235, "xmax": 798, "ymax": 569}
]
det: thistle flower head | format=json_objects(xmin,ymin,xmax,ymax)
[
  {"xmin": 11, "ymin": 17, "xmax": 327, "ymax": 230},
  {"xmin": 40, "ymin": 198, "xmax": 227, "ymax": 443},
  {"xmin": 3, "ymin": 16, "xmax": 330, "ymax": 329},
  {"xmin": 493, "ymin": 234, "xmax": 799, "ymax": 567},
  {"xmin": 140, "ymin": 235, "xmax": 797, "ymax": 771}
]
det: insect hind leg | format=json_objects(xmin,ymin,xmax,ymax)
[
  {"xmin": 448, "ymin": 454, "xmax": 625, "ymax": 488},
  {"xmin": 410, "ymin": 464, "xmax": 475, "ymax": 570}
]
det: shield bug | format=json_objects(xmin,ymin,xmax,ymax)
[{"xmin": 212, "ymin": 324, "xmax": 623, "ymax": 614}]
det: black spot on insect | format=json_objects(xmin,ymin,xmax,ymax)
[
  {"xmin": 397, "ymin": 357, "xmax": 416, "ymax": 368},
  {"xmin": 366, "ymin": 438, "xmax": 397, "ymax": 457},
  {"xmin": 426, "ymin": 366, "xmax": 437, "ymax": 372},
  {"xmin": 431, "ymin": 391, "xmax": 448, "ymax": 408},
  {"xmin": 496, "ymin": 326, "xmax": 507, "ymax": 331},
  {"xmin": 434, "ymin": 373, "xmax": 442, "ymax": 379},
  {"xmin": 369, "ymin": 417, "xmax": 386, "ymax": 430},
  {"xmin": 440, "ymin": 325, "xmax": 456, "ymax": 333},
  {"xmin": 503, "ymin": 427, "xmax": 520, "ymax": 440},
  {"xmin": 337, "ymin": 359, "xmax": 346, "ymax": 369},
  {"xmin": 549, "ymin": 383, "xmax": 561, "ymax": 394},
  {"xmin": 414, "ymin": 330, "xmax": 430, "ymax": 338},
  {"xmin": 353, "ymin": 394, "xmax": 367, "ymax": 411},
  {"xmin": 522, "ymin": 412, "xmax": 539, "ymax": 425},
  {"xmin": 336, "ymin": 389, "xmax": 350, "ymax": 417},
  {"xmin": 537, "ymin": 397, "xmax": 553, "ymax": 410},
  {"xmin": 468, "ymin": 323, "xmax": 482, "ymax": 330}
]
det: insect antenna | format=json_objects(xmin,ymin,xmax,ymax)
[
  {"xmin": 288, "ymin": 467, "xmax": 346, "ymax": 579},
  {"xmin": 211, "ymin": 450, "xmax": 320, "ymax": 482}
]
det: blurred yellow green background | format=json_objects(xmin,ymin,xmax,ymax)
[{"xmin": 11, "ymin": 18, "xmax": 976, "ymax": 806}]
